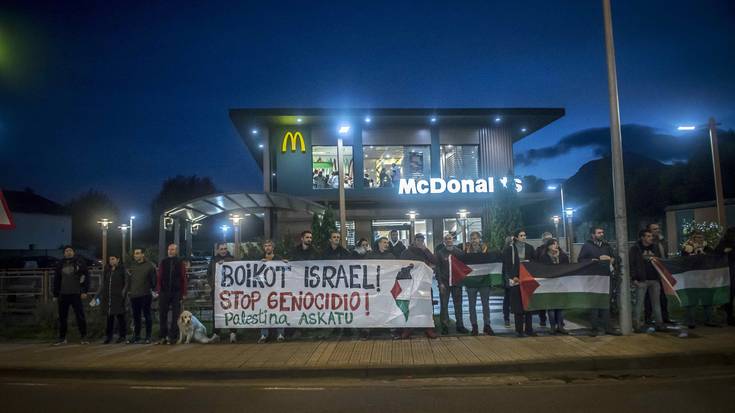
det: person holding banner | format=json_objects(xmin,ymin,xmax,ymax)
[
  {"xmin": 290, "ymin": 230, "xmax": 319, "ymax": 261},
  {"xmin": 352, "ymin": 238, "xmax": 371, "ymax": 258},
  {"xmin": 323, "ymin": 231, "xmax": 352, "ymax": 259},
  {"xmin": 435, "ymin": 233, "xmax": 468, "ymax": 335},
  {"xmin": 680, "ymin": 231, "xmax": 719, "ymax": 330},
  {"xmin": 715, "ymin": 227, "xmax": 735, "ymax": 326},
  {"xmin": 463, "ymin": 231, "xmax": 496, "ymax": 336},
  {"xmin": 502, "ymin": 229, "xmax": 536, "ymax": 337},
  {"xmin": 578, "ymin": 227, "xmax": 619, "ymax": 336},
  {"xmin": 644, "ymin": 223, "xmax": 673, "ymax": 325},
  {"xmin": 629, "ymin": 229, "xmax": 665, "ymax": 333},
  {"xmin": 365, "ymin": 237, "xmax": 397, "ymax": 339},
  {"xmin": 208, "ymin": 243, "xmax": 236, "ymax": 343},
  {"xmin": 258, "ymin": 239, "xmax": 286, "ymax": 343},
  {"xmin": 399, "ymin": 233, "xmax": 439, "ymax": 339},
  {"xmin": 388, "ymin": 229, "xmax": 407, "ymax": 258},
  {"xmin": 538, "ymin": 238, "xmax": 570, "ymax": 335}
]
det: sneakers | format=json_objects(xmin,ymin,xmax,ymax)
[
  {"xmin": 539, "ymin": 321, "xmax": 547, "ymax": 328},
  {"xmin": 229, "ymin": 332, "xmax": 237, "ymax": 343},
  {"xmin": 257, "ymin": 335, "xmax": 267, "ymax": 344},
  {"xmin": 645, "ymin": 326, "xmax": 656, "ymax": 333},
  {"xmin": 143, "ymin": 338, "xmax": 151, "ymax": 344},
  {"xmin": 156, "ymin": 338, "xmax": 170, "ymax": 345},
  {"xmin": 52, "ymin": 339, "xmax": 67, "ymax": 346},
  {"xmin": 556, "ymin": 328, "xmax": 570, "ymax": 335},
  {"xmin": 277, "ymin": 334, "xmax": 285, "ymax": 342},
  {"xmin": 526, "ymin": 331, "xmax": 538, "ymax": 337},
  {"xmin": 456, "ymin": 325, "xmax": 469, "ymax": 334},
  {"xmin": 115, "ymin": 337, "xmax": 126, "ymax": 344},
  {"xmin": 103, "ymin": 337, "xmax": 112, "ymax": 345},
  {"xmin": 126, "ymin": 337, "xmax": 140, "ymax": 345},
  {"xmin": 401, "ymin": 329, "xmax": 412, "ymax": 340},
  {"xmin": 360, "ymin": 330, "xmax": 371, "ymax": 341},
  {"xmin": 678, "ymin": 330, "xmax": 689, "ymax": 338},
  {"xmin": 424, "ymin": 329, "xmax": 438, "ymax": 339},
  {"xmin": 483, "ymin": 325, "xmax": 495, "ymax": 336},
  {"xmin": 504, "ymin": 320, "xmax": 511, "ymax": 328},
  {"xmin": 471, "ymin": 324, "xmax": 479, "ymax": 336}
]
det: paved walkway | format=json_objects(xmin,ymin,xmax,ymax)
[{"xmin": 1, "ymin": 327, "xmax": 733, "ymax": 380}]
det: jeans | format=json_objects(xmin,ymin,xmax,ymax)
[
  {"xmin": 58, "ymin": 294, "xmax": 87, "ymax": 340},
  {"xmin": 548, "ymin": 309, "xmax": 564, "ymax": 330},
  {"xmin": 502, "ymin": 288, "xmax": 511, "ymax": 323},
  {"xmin": 159, "ymin": 292, "xmax": 181, "ymax": 340},
  {"xmin": 514, "ymin": 312, "xmax": 533, "ymax": 334},
  {"xmin": 106, "ymin": 314, "xmax": 126, "ymax": 340},
  {"xmin": 439, "ymin": 283, "xmax": 464, "ymax": 329},
  {"xmin": 684, "ymin": 305, "xmax": 713, "ymax": 326},
  {"xmin": 644, "ymin": 280, "xmax": 670, "ymax": 322},
  {"xmin": 634, "ymin": 280, "xmax": 663, "ymax": 329},
  {"xmin": 130, "ymin": 295, "xmax": 152, "ymax": 339},
  {"xmin": 466, "ymin": 286, "xmax": 491, "ymax": 327}
]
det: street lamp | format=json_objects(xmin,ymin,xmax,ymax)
[
  {"xmin": 229, "ymin": 214, "xmax": 244, "ymax": 259},
  {"xmin": 457, "ymin": 209, "xmax": 469, "ymax": 247},
  {"xmin": 336, "ymin": 128, "xmax": 350, "ymax": 248},
  {"xmin": 118, "ymin": 224, "xmax": 130, "ymax": 261},
  {"xmin": 564, "ymin": 208, "xmax": 574, "ymax": 261},
  {"xmin": 129, "ymin": 216, "xmax": 135, "ymax": 253},
  {"xmin": 677, "ymin": 118, "xmax": 726, "ymax": 227},
  {"xmin": 552, "ymin": 215, "xmax": 561, "ymax": 238},
  {"xmin": 220, "ymin": 225, "xmax": 230, "ymax": 243},
  {"xmin": 97, "ymin": 219, "xmax": 112, "ymax": 266},
  {"xmin": 406, "ymin": 210, "xmax": 418, "ymax": 241},
  {"xmin": 546, "ymin": 185, "xmax": 567, "ymax": 240}
]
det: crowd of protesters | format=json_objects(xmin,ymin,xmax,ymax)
[{"xmin": 51, "ymin": 223, "xmax": 735, "ymax": 345}]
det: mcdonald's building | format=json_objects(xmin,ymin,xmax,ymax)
[{"xmin": 229, "ymin": 108, "xmax": 564, "ymax": 249}]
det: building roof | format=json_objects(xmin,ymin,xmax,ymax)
[
  {"xmin": 665, "ymin": 198, "xmax": 735, "ymax": 212},
  {"xmin": 230, "ymin": 107, "xmax": 565, "ymax": 169},
  {"xmin": 2, "ymin": 189, "xmax": 67, "ymax": 216}
]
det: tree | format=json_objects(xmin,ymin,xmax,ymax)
[
  {"xmin": 310, "ymin": 206, "xmax": 337, "ymax": 250},
  {"xmin": 483, "ymin": 188, "xmax": 522, "ymax": 251},
  {"xmin": 65, "ymin": 189, "xmax": 120, "ymax": 254},
  {"xmin": 149, "ymin": 175, "xmax": 218, "ymax": 239}
]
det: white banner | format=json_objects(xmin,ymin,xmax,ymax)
[{"xmin": 215, "ymin": 260, "xmax": 435, "ymax": 329}]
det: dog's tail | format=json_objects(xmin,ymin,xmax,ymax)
[{"xmin": 202, "ymin": 333, "xmax": 219, "ymax": 344}]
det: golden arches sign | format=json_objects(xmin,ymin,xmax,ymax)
[{"xmin": 281, "ymin": 131, "xmax": 306, "ymax": 153}]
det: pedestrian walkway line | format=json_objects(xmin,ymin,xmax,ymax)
[
  {"xmin": 262, "ymin": 387, "xmax": 325, "ymax": 391},
  {"xmin": 129, "ymin": 385, "xmax": 186, "ymax": 390}
]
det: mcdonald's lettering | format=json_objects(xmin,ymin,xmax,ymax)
[{"xmin": 282, "ymin": 131, "xmax": 306, "ymax": 153}]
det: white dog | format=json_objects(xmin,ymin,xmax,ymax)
[{"xmin": 177, "ymin": 310, "xmax": 219, "ymax": 344}]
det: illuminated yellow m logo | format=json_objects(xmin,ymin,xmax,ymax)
[{"xmin": 281, "ymin": 131, "xmax": 306, "ymax": 153}]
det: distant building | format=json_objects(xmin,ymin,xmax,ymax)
[
  {"xmin": 665, "ymin": 198, "xmax": 735, "ymax": 253},
  {"xmin": 0, "ymin": 190, "xmax": 71, "ymax": 252}
]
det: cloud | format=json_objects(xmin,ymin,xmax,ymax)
[{"xmin": 514, "ymin": 124, "xmax": 708, "ymax": 166}]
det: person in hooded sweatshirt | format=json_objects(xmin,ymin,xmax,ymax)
[
  {"xmin": 52, "ymin": 245, "xmax": 90, "ymax": 345},
  {"xmin": 207, "ymin": 242, "xmax": 236, "ymax": 343},
  {"xmin": 96, "ymin": 254, "xmax": 129, "ymax": 344},
  {"xmin": 538, "ymin": 238, "xmax": 570, "ymax": 335},
  {"xmin": 126, "ymin": 248, "xmax": 157, "ymax": 344},
  {"xmin": 502, "ymin": 229, "xmax": 536, "ymax": 337},
  {"xmin": 352, "ymin": 238, "xmax": 371, "ymax": 258}
]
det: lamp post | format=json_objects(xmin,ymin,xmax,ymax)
[
  {"xmin": 547, "ymin": 185, "xmax": 567, "ymax": 240},
  {"xmin": 118, "ymin": 224, "xmax": 130, "ymax": 261},
  {"xmin": 337, "ymin": 124, "xmax": 351, "ymax": 248},
  {"xmin": 457, "ymin": 209, "xmax": 469, "ymax": 248},
  {"xmin": 220, "ymin": 225, "xmax": 230, "ymax": 243},
  {"xmin": 406, "ymin": 210, "xmax": 418, "ymax": 242},
  {"xmin": 564, "ymin": 208, "xmax": 574, "ymax": 261},
  {"xmin": 677, "ymin": 118, "xmax": 726, "ymax": 227},
  {"xmin": 229, "ymin": 214, "xmax": 243, "ymax": 259},
  {"xmin": 129, "ymin": 216, "xmax": 135, "ymax": 252},
  {"xmin": 602, "ymin": 0, "xmax": 632, "ymax": 335},
  {"xmin": 552, "ymin": 215, "xmax": 561, "ymax": 238},
  {"xmin": 97, "ymin": 219, "xmax": 112, "ymax": 266}
]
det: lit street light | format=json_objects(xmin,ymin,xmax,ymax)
[
  {"xmin": 118, "ymin": 224, "xmax": 130, "ymax": 261},
  {"xmin": 564, "ymin": 208, "xmax": 574, "ymax": 261},
  {"xmin": 97, "ymin": 219, "xmax": 112, "ymax": 266},
  {"xmin": 552, "ymin": 215, "xmax": 561, "ymax": 238},
  {"xmin": 129, "ymin": 216, "xmax": 135, "ymax": 253},
  {"xmin": 676, "ymin": 118, "xmax": 726, "ymax": 227},
  {"xmin": 220, "ymin": 225, "xmax": 230, "ymax": 243},
  {"xmin": 457, "ymin": 209, "xmax": 469, "ymax": 247},
  {"xmin": 547, "ymin": 185, "xmax": 567, "ymax": 240},
  {"xmin": 229, "ymin": 214, "xmax": 244, "ymax": 259}
]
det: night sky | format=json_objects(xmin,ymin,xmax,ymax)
[{"xmin": 1, "ymin": 1, "xmax": 733, "ymax": 227}]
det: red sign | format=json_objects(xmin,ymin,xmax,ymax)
[{"xmin": 0, "ymin": 190, "xmax": 15, "ymax": 230}]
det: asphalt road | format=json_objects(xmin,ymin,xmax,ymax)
[{"xmin": 1, "ymin": 368, "xmax": 733, "ymax": 413}]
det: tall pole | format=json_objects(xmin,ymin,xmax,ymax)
[
  {"xmin": 129, "ymin": 216, "xmax": 135, "ymax": 252},
  {"xmin": 603, "ymin": 0, "xmax": 632, "ymax": 335},
  {"xmin": 560, "ymin": 185, "xmax": 568, "ymax": 250},
  {"xmin": 119, "ymin": 225, "xmax": 128, "ymax": 261},
  {"xmin": 337, "ymin": 138, "xmax": 347, "ymax": 247},
  {"xmin": 708, "ymin": 117, "xmax": 726, "ymax": 227},
  {"xmin": 98, "ymin": 219, "xmax": 111, "ymax": 267},
  {"xmin": 566, "ymin": 210, "xmax": 575, "ymax": 262},
  {"xmin": 230, "ymin": 214, "xmax": 243, "ymax": 259}
]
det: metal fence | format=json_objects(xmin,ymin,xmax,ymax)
[{"xmin": 0, "ymin": 259, "xmax": 213, "ymax": 322}]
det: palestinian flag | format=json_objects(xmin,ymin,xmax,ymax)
[
  {"xmin": 519, "ymin": 261, "xmax": 610, "ymax": 311},
  {"xmin": 449, "ymin": 255, "xmax": 473, "ymax": 286},
  {"xmin": 651, "ymin": 255, "xmax": 730, "ymax": 307},
  {"xmin": 391, "ymin": 264, "xmax": 415, "ymax": 321},
  {"xmin": 0, "ymin": 190, "xmax": 14, "ymax": 230},
  {"xmin": 456, "ymin": 253, "xmax": 504, "ymax": 288}
]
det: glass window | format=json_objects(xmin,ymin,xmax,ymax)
[
  {"xmin": 371, "ymin": 219, "xmax": 434, "ymax": 252},
  {"xmin": 442, "ymin": 217, "xmax": 482, "ymax": 245},
  {"xmin": 362, "ymin": 145, "xmax": 430, "ymax": 188},
  {"xmin": 334, "ymin": 220, "xmax": 356, "ymax": 247},
  {"xmin": 312, "ymin": 146, "xmax": 353, "ymax": 189},
  {"xmin": 440, "ymin": 145, "xmax": 479, "ymax": 179}
]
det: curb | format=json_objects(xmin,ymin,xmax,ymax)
[{"xmin": 2, "ymin": 351, "xmax": 734, "ymax": 381}]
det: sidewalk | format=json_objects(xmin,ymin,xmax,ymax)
[{"xmin": 1, "ymin": 327, "xmax": 734, "ymax": 380}]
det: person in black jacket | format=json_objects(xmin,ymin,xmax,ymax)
[
  {"xmin": 715, "ymin": 227, "xmax": 735, "ymax": 326},
  {"xmin": 644, "ymin": 223, "xmax": 673, "ymax": 325},
  {"xmin": 156, "ymin": 243, "xmax": 188, "ymax": 345},
  {"xmin": 630, "ymin": 229, "xmax": 664, "ymax": 333},
  {"xmin": 502, "ymin": 229, "xmax": 536, "ymax": 337},
  {"xmin": 322, "ymin": 231, "xmax": 352, "ymax": 260},
  {"xmin": 578, "ymin": 226, "xmax": 619, "ymax": 336},
  {"xmin": 52, "ymin": 245, "xmax": 90, "ymax": 345},
  {"xmin": 258, "ymin": 239, "xmax": 287, "ymax": 343},
  {"xmin": 538, "ymin": 238, "xmax": 570, "ymax": 335},
  {"xmin": 207, "ymin": 243, "xmax": 236, "ymax": 342},
  {"xmin": 435, "ymin": 233, "xmax": 468, "ymax": 335},
  {"xmin": 290, "ymin": 230, "xmax": 319, "ymax": 261},
  {"xmin": 126, "ymin": 248, "xmax": 157, "ymax": 344},
  {"xmin": 96, "ymin": 254, "xmax": 129, "ymax": 344},
  {"xmin": 388, "ymin": 230, "xmax": 407, "ymax": 258},
  {"xmin": 364, "ymin": 237, "xmax": 396, "ymax": 339},
  {"xmin": 399, "ymin": 233, "xmax": 439, "ymax": 339}
]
